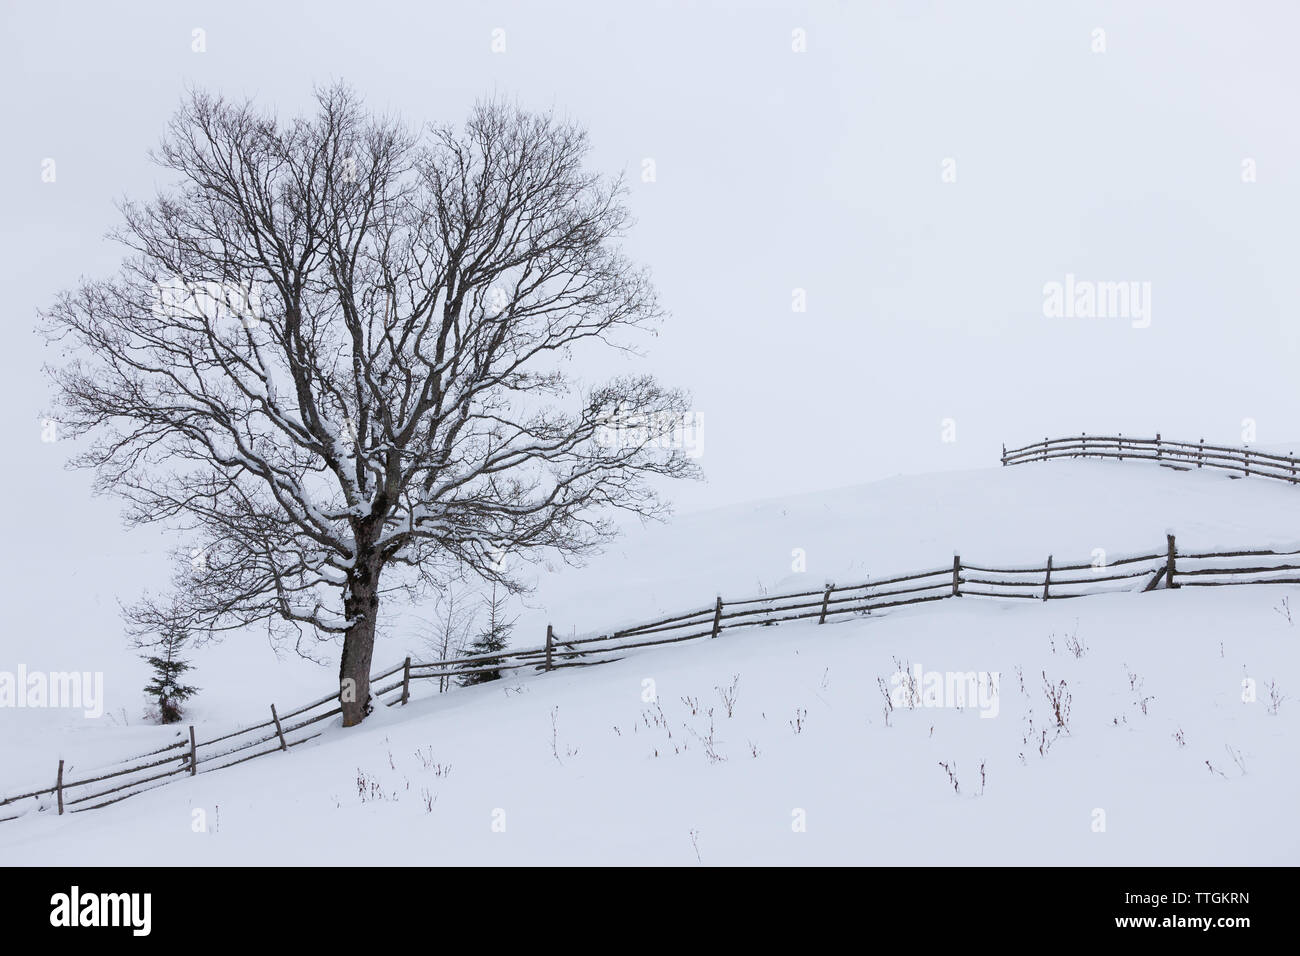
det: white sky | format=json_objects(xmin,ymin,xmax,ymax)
[{"xmin": 2, "ymin": 1, "xmax": 1298, "ymax": 648}]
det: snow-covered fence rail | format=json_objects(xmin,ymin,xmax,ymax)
[
  {"xmin": 8, "ymin": 533, "xmax": 1300, "ymax": 824},
  {"xmin": 394, "ymin": 537, "xmax": 1300, "ymax": 680},
  {"xmin": 420, "ymin": 537, "xmax": 1300, "ymax": 677},
  {"xmin": 0, "ymin": 679, "xmax": 358, "ymax": 822},
  {"xmin": 1167, "ymin": 545, "xmax": 1300, "ymax": 588},
  {"xmin": 1002, "ymin": 434, "xmax": 1300, "ymax": 484}
]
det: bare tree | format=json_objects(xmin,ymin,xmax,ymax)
[
  {"xmin": 416, "ymin": 586, "xmax": 476, "ymax": 693},
  {"xmin": 41, "ymin": 84, "xmax": 697, "ymax": 725}
]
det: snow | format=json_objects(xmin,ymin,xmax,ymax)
[
  {"xmin": 1, "ymin": 459, "xmax": 1297, "ymax": 864},
  {"xmin": 523, "ymin": 459, "xmax": 1300, "ymax": 639}
]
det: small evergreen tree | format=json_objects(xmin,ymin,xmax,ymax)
[
  {"xmin": 141, "ymin": 620, "xmax": 199, "ymax": 723},
  {"xmin": 458, "ymin": 585, "xmax": 516, "ymax": 686}
]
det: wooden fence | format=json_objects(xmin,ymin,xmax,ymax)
[
  {"xmin": 7, "ymin": 530, "xmax": 1300, "ymax": 825},
  {"xmin": 1002, "ymin": 433, "xmax": 1300, "ymax": 484}
]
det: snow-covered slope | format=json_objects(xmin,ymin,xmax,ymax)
[
  {"xmin": 524, "ymin": 458, "xmax": 1300, "ymax": 638},
  {"xmin": 2, "ymin": 459, "xmax": 1298, "ymax": 864}
]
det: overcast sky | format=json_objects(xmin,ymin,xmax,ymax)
[{"xmin": 3, "ymin": 1, "xmax": 1298, "ymax": 659}]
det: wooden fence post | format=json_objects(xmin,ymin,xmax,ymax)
[
  {"xmin": 710, "ymin": 596, "xmax": 723, "ymax": 638},
  {"xmin": 545, "ymin": 625, "xmax": 554, "ymax": 671},
  {"xmin": 1291, "ymin": 453, "xmax": 1296, "ymax": 484},
  {"xmin": 1155, "ymin": 433, "xmax": 1162, "ymax": 461},
  {"xmin": 56, "ymin": 759, "xmax": 64, "ymax": 815},
  {"xmin": 951, "ymin": 555, "xmax": 961, "ymax": 597},
  {"xmin": 1117, "ymin": 433, "xmax": 1123, "ymax": 460},
  {"xmin": 818, "ymin": 584, "xmax": 833, "ymax": 624},
  {"xmin": 1243, "ymin": 448, "xmax": 1250, "ymax": 477},
  {"xmin": 1001, "ymin": 442, "xmax": 1006, "ymax": 465},
  {"xmin": 400, "ymin": 656, "xmax": 411, "ymax": 705},
  {"xmin": 1080, "ymin": 432, "xmax": 1086, "ymax": 457},
  {"xmin": 189, "ymin": 725, "xmax": 198, "ymax": 776},
  {"xmin": 1166, "ymin": 534, "xmax": 1178, "ymax": 589},
  {"xmin": 1043, "ymin": 555, "xmax": 1052, "ymax": 601},
  {"xmin": 1197, "ymin": 438, "xmax": 1204, "ymax": 468},
  {"xmin": 270, "ymin": 704, "xmax": 287, "ymax": 751}
]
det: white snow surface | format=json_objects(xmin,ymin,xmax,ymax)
[{"xmin": 1, "ymin": 459, "xmax": 1298, "ymax": 864}]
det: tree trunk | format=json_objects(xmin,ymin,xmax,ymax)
[{"xmin": 339, "ymin": 555, "xmax": 381, "ymax": 727}]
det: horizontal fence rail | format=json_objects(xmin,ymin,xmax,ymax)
[{"xmin": 1002, "ymin": 433, "xmax": 1300, "ymax": 485}]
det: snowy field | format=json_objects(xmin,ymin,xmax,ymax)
[{"xmin": 1, "ymin": 459, "xmax": 1297, "ymax": 865}]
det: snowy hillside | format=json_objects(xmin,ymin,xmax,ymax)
[{"xmin": 2, "ymin": 459, "xmax": 1297, "ymax": 865}]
